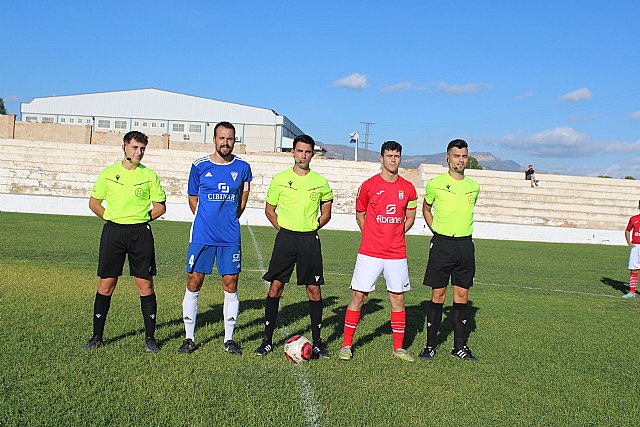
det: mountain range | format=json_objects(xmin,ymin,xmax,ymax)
[{"xmin": 320, "ymin": 143, "xmax": 523, "ymax": 172}]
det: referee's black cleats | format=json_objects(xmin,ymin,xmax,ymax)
[
  {"xmin": 83, "ymin": 336, "xmax": 103, "ymax": 350},
  {"xmin": 311, "ymin": 340, "xmax": 330, "ymax": 359},
  {"xmin": 144, "ymin": 338, "xmax": 160, "ymax": 353},
  {"xmin": 255, "ymin": 340, "xmax": 273, "ymax": 356},
  {"xmin": 451, "ymin": 345, "xmax": 477, "ymax": 362},
  {"xmin": 418, "ymin": 346, "xmax": 436, "ymax": 361},
  {"xmin": 178, "ymin": 338, "xmax": 197, "ymax": 354},
  {"xmin": 223, "ymin": 340, "xmax": 243, "ymax": 355}
]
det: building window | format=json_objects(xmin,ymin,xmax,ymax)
[
  {"xmin": 25, "ymin": 116, "xmax": 37, "ymax": 122},
  {"xmin": 86, "ymin": 119, "xmax": 91, "ymax": 124},
  {"xmin": 160, "ymin": 123, "xmax": 166, "ymax": 128},
  {"xmin": 69, "ymin": 118, "xmax": 75, "ymax": 123},
  {"xmin": 172, "ymin": 123, "xmax": 185, "ymax": 132},
  {"xmin": 60, "ymin": 117, "xmax": 66, "ymax": 123},
  {"xmin": 41, "ymin": 117, "xmax": 53, "ymax": 123},
  {"xmin": 133, "ymin": 121, "xmax": 139, "ymax": 127},
  {"xmin": 142, "ymin": 122, "xmax": 147, "ymax": 127},
  {"xmin": 114, "ymin": 120, "xmax": 127, "ymax": 130},
  {"xmin": 151, "ymin": 122, "xmax": 157, "ymax": 128},
  {"xmin": 188, "ymin": 124, "xmax": 202, "ymax": 133},
  {"xmin": 97, "ymin": 119, "xmax": 110, "ymax": 129}
]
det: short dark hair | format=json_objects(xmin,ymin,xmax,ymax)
[
  {"xmin": 214, "ymin": 121, "xmax": 235, "ymax": 137},
  {"xmin": 447, "ymin": 139, "xmax": 468, "ymax": 152},
  {"xmin": 123, "ymin": 131, "xmax": 148, "ymax": 145},
  {"xmin": 381, "ymin": 140, "xmax": 402, "ymax": 156},
  {"xmin": 293, "ymin": 134, "xmax": 315, "ymax": 150}
]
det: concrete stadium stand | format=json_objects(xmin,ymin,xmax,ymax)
[{"xmin": 1, "ymin": 138, "xmax": 634, "ymax": 245}]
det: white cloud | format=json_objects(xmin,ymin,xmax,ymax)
[
  {"xmin": 630, "ymin": 110, "xmax": 640, "ymax": 121},
  {"xmin": 559, "ymin": 87, "xmax": 592, "ymax": 102},
  {"xmin": 515, "ymin": 91, "xmax": 534, "ymax": 100},
  {"xmin": 2, "ymin": 95, "xmax": 20, "ymax": 103},
  {"xmin": 331, "ymin": 73, "xmax": 368, "ymax": 90},
  {"xmin": 433, "ymin": 81, "xmax": 484, "ymax": 94},
  {"xmin": 500, "ymin": 127, "xmax": 597, "ymax": 157},
  {"xmin": 500, "ymin": 126, "xmax": 640, "ymax": 159},
  {"xmin": 581, "ymin": 159, "xmax": 640, "ymax": 179},
  {"xmin": 603, "ymin": 140, "xmax": 640, "ymax": 153},
  {"xmin": 381, "ymin": 82, "xmax": 412, "ymax": 93},
  {"xmin": 380, "ymin": 82, "xmax": 419, "ymax": 93}
]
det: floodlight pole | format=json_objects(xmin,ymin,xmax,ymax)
[{"xmin": 360, "ymin": 121, "xmax": 374, "ymax": 162}]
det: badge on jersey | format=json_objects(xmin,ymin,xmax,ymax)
[{"xmin": 398, "ymin": 190, "xmax": 404, "ymax": 200}]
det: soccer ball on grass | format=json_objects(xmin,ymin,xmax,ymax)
[{"xmin": 284, "ymin": 335, "xmax": 313, "ymax": 364}]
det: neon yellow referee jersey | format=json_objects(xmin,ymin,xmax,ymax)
[
  {"xmin": 266, "ymin": 168, "xmax": 333, "ymax": 232},
  {"xmin": 91, "ymin": 162, "xmax": 166, "ymax": 224},
  {"xmin": 424, "ymin": 172, "xmax": 480, "ymax": 237}
]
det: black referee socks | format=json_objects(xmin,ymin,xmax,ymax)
[
  {"xmin": 140, "ymin": 293, "xmax": 157, "ymax": 340},
  {"xmin": 92, "ymin": 292, "xmax": 112, "ymax": 339}
]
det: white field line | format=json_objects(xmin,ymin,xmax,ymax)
[
  {"xmin": 242, "ymin": 267, "xmax": 618, "ymax": 300},
  {"xmin": 248, "ymin": 226, "xmax": 322, "ymax": 427},
  {"xmin": 475, "ymin": 281, "xmax": 617, "ymax": 299}
]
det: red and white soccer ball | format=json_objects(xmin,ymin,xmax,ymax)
[{"xmin": 284, "ymin": 335, "xmax": 313, "ymax": 364}]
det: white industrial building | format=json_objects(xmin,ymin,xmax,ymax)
[{"xmin": 20, "ymin": 88, "xmax": 305, "ymax": 152}]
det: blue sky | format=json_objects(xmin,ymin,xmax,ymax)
[{"xmin": 3, "ymin": 1, "xmax": 640, "ymax": 177}]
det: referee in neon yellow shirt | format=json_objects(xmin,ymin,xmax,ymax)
[
  {"xmin": 83, "ymin": 131, "xmax": 167, "ymax": 353},
  {"xmin": 419, "ymin": 139, "xmax": 480, "ymax": 362},
  {"xmin": 255, "ymin": 135, "xmax": 333, "ymax": 358}
]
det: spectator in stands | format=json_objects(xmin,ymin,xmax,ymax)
[{"xmin": 525, "ymin": 165, "xmax": 539, "ymax": 187}]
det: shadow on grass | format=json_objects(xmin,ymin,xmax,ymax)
[
  {"xmin": 324, "ymin": 298, "xmax": 386, "ymax": 350},
  {"xmin": 404, "ymin": 300, "xmax": 430, "ymax": 348},
  {"xmin": 349, "ymin": 299, "xmax": 430, "ymax": 352},
  {"xmin": 103, "ymin": 316, "xmax": 184, "ymax": 347},
  {"xmin": 242, "ymin": 295, "xmax": 341, "ymax": 346},
  {"xmin": 103, "ymin": 298, "xmax": 266, "ymax": 349},
  {"xmin": 184, "ymin": 297, "xmax": 272, "ymax": 348},
  {"xmin": 141, "ymin": 294, "xmax": 344, "ymax": 350},
  {"xmin": 101, "ymin": 298, "xmax": 480, "ymax": 352},
  {"xmin": 323, "ymin": 299, "xmax": 479, "ymax": 353},
  {"xmin": 601, "ymin": 276, "xmax": 629, "ymax": 295}
]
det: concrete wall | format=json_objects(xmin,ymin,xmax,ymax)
[
  {"xmin": 13, "ymin": 121, "xmax": 92, "ymax": 145},
  {"xmin": 0, "ymin": 116, "xmax": 259, "ymax": 154},
  {"xmin": 91, "ymin": 131, "xmax": 169, "ymax": 150},
  {"xmin": 0, "ymin": 114, "xmax": 16, "ymax": 138}
]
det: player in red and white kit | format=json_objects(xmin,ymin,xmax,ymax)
[
  {"xmin": 339, "ymin": 141, "xmax": 418, "ymax": 362},
  {"xmin": 623, "ymin": 200, "xmax": 640, "ymax": 299}
]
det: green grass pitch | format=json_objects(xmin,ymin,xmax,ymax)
[{"xmin": 1, "ymin": 212, "xmax": 639, "ymax": 426}]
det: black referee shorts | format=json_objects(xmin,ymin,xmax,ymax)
[
  {"xmin": 262, "ymin": 228, "xmax": 324, "ymax": 286},
  {"xmin": 97, "ymin": 221, "xmax": 157, "ymax": 279},
  {"xmin": 423, "ymin": 232, "xmax": 475, "ymax": 289}
]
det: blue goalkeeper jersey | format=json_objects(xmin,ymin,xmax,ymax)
[{"xmin": 188, "ymin": 155, "xmax": 253, "ymax": 246}]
